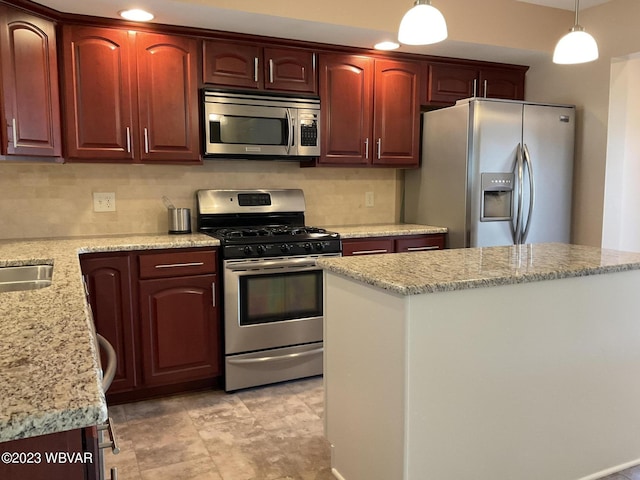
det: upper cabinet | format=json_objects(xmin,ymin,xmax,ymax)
[
  {"xmin": 61, "ymin": 25, "xmax": 200, "ymax": 164},
  {"xmin": 424, "ymin": 61, "xmax": 527, "ymax": 107},
  {"xmin": 0, "ymin": 6, "xmax": 61, "ymax": 157},
  {"xmin": 318, "ymin": 54, "xmax": 420, "ymax": 168},
  {"xmin": 203, "ymin": 40, "xmax": 317, "ymax": 94}
]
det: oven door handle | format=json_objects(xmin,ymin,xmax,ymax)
[
  {"xmin": 225, "ymin": 257, "xmax": 324, "ymax": 271},
  {"xmin": 227, "ymin": 347, "xmax": 323, "ymax": 365}
]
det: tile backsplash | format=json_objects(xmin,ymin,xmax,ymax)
[{"xmin": 0, "ymin": 160, "xmax": 402, "ymax": 240}]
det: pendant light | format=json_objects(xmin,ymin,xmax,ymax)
[
  {"xmin": 553, "ymin": 0, "xmax": 598, "ymax": 64},
  {"xmin": 398, "ymin": 0, "xmax": 448, "ymax": 46}
]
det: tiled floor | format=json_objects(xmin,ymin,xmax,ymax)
[
  {"xmin": 104, "ymin": 376, "xmax": 333, "ymax": 480},
  {"xmin": 104, "ymin": 375, "xmax": 640, "ymax": 480}
]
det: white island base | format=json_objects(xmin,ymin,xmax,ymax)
[{"xmin": 324, "ymin": 268, "xmax": 640, "ymax": 480}]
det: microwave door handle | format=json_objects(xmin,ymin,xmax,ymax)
[{"xmin": 285, "ymin": 108, "xmax": 294, "ymax": 154}]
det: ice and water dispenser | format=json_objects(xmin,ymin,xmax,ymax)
[{"xmin": 480, "ymin": 173, "xmax": 514, "ymax": 221}]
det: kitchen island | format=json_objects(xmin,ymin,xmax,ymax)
[
  {"xmin": 318, "ymin": 243, "xmax": 640, "ymax": 480},
  {"xmin": 0, "ymin": 233, "xmax": 219, "ymax": 443}
]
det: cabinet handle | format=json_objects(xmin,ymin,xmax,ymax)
[
  {"xmin": 212, "ymin": 282, "xmax": 216, "ymax": 307},
  {"xmin": 377, "ymin": 138, "xmax": 381, "ymax": 159},
  {"xmin": 98, "ymin": 417, "xmax": 120, "ymax": 454},
  {"xmin": 483, "ymin": 79, "xmax": 488, "ymax": 98},
  {"xmin": 125, "ymin": 127, "xmax": 131, "ymax": 153},
  {"xmin": 269, "ymin": 59, "xmax": 274, "ymax": 83},
  {"xmin": 365, "ymin": 138, "xmax": 369, "ymax": 159},
  {"xmin": 154, "ymin": 262, "xmax": 205, "ymax": 269},
  {"xmin": 406, "ymin": 245, "xmax": 439, "ymax": 251},
  {"xmin": 11, "ymin": 118, "xmax": 17, "ymax": 147},
  {"xmin": 144, "ymin": 128, "xmax": 149, "ymax": 154},
  {"xmin": 351, "ymin": 249, "xmax": 389, "ymax": 255},
  {"xmin": 472, "ymin": 79, "xmax": 477, "ymax": 97},
  {"xmin": 312, "ymin": 53, "xmax": 316, "ymax": 71},
  {"xmin": 254, "ymin": 57, "xmax": 259, "ymax": 82}
]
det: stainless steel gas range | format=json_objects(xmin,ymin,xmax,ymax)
[{"xmin": 196, "ymin": 189, "xmax": 341, "ymax": 391}]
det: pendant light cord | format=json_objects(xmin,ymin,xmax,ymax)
[{"xmin": 574, "ymin": 0, "xmax": 580, "ymax": 26}]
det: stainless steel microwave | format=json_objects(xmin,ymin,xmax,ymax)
[{"xmin": 203, "ymin": 90, "xmax": 320, "ymax": 159}]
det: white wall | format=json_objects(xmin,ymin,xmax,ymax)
[{"xmin": 602, "ymin": 55, "xmax": 640, "ymax": 252}]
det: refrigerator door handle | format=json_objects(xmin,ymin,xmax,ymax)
[
  {"xmin": 521, "ymin": 144, "xmax": 536, "ymax": 243},
  {"xmin": 513, "ymin": 143, "xmax": 524, "ymax": 244}
]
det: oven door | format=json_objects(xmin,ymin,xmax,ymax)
[
  {"xmin": 224, "ymin": 255, "xmax": 335, "ymax": 355},
  {"xmin": 204, "ymin": 101, "xmax": 294, "ymax": 156}
]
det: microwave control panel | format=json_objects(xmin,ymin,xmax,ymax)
[{"xmin": 299, "ymin": 112, "xmax": 319, "ymax": 147}]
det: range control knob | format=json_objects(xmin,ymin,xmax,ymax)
[
  {"xmin": 243, "ymin": 246, "xmax": 253, "ymax": 255},
  {"xmin": 280, "ymin": 244, "xmax": 291, "ymax": 253},
  {"xmin": 256, "ymin": 245, "xmax": 266, "ymax": 255},
  {"xmin": 303, "ymin": 242, "xmax": 312, "ymax": 251},
  {"xmin": 314, "ymin": 242, "xmax": 324, "ymax": 252}
]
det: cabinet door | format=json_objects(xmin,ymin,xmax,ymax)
[
  {"xmin": 394, "ymin": 234, "xmax": 445, "ymax": 252},
  {"xmin": 202, "ymin": 40, "xmax": 261, "ymax": 89},
  {"xmin": 264, "ymin": 47, "xmax": 317, "ymax": 93},
  {"xmin": 342, "ymin": 238, "xmax": 394, "ymax": 256},
  {"xmin": 373, "ymin": 59, "xmax": 420, "ymax": 166},
  {"xmin": 139, "ymin": 274, "xmax": 221, "ymax": 387},
  {"xmin": 62, "ymin": 25, "xmax": 135, "ymax": 161},
  {"xmin": 426, "ymin": 62, "xmax": 478, "ymax": 105},
  {"xmin": 0, "ymin": 8, "xmax": 61, "ymax": 157},
  {"xmin": 479, "ymin": 67, "xmax": 526, "ymax": 101},
  {"xmin": 319, "ymin": 54, "xmax": 373, "ymax": 165},
  {"xmin": 81, "ymin": 254, "xmax": 137, "ymax": 394},
  {"xmin": 0, "ymin": 428, "xmax": 95, "ymax": 480},
  {"xmin": 136, "ymin": 33, "xmax": 200, "ymax": 163}
]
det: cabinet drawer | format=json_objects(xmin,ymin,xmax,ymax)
[
  {"xmin": 395, "ymin": 234, "xmax": 445, "ymax": 253},
  {"xmin": 139, "ymin": 249, "xmax": 217, "ymax": 279},
  {"xmin": 342, "ymin": 238, "xmax": 394, "ymax": 256}
]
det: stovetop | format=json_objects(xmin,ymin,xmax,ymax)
[
  {"xmin": 201, "ymin": 224, "xmax": 341, "ymax": 259},
  {"xmin": 196, "ymin": 189, "xmax": 341, "ymax": 259}
]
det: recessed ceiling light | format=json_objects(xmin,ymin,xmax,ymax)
[
  {"xmin": 119, "ymin": 9, "xmax": 155, "ymax": 22},
  {"xmin": 374, "ymin": 41, "xmax": 400, "ymax": 51}
]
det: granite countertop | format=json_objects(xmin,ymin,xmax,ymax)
[
  {"xmin": 324, "ymin": 223, "xmax": 448, "ymax": 239},
  {"xmin": 317, "ymin": 243, "xmax": 640, "ymax": 296},
  {"xmin": 0, "ymin": 233, "xmax": 219, "ymax": 443}
]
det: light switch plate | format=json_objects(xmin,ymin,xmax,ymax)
[{"xmin": 93, "ymin": 192, "xmax": 116, "ymax": 212}]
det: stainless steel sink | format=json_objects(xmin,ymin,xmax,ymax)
[{"xmin": 0, "ymin": 264, "xmax": 53, "ymax": 293}]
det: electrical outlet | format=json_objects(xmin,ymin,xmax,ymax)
[
  {"xmin": 93, "ymin": 192, "xmax": 116, "ymax": 212},
  {"xmin": 365, "ymin": 191, "xmax": 374, "ymax": 208}
]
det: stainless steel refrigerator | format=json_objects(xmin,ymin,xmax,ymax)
[{"xmin": 404, "ymin": 98, "xmax": 575, "ymax": 248}]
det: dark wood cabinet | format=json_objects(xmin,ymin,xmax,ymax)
[
  {"xmin": 319, "ymin": 54, "xmax": 420, "ymax": 167},
  {"xmin": 138, "ymin": 249, "xmax": 221, "ymax": 388},
  {"xmin": 139, "ymin": 274, "xmax": 221, "ymax": 387},
  {"xmin": 135, "ymin": 32, "xmax": 200, "ymax": 163},
  {"xmin": 394, "ymin": 234, "xmax": 446, "ymax": 252},
  {"xmin": 0, "ymin": 6, "xmax": 61, "ymax": 157},
  {"xmin": 80, "ymin": 248, "xmax": 222, "ymax": 403},
  {"xmin": 0, "ymin": 427, "xmax": 98, "ymax": 480},
  {"xmin": 373, "ymin": 59, "xmax": 421, "ymax": 166},
  {"xmin": 203, "ymin": 40, "xmax": 317, "ymax": 94},
  {"xmin": 62, "ymin": 25, "xmax": 200, "ymax": 164},
  {"xmin": 342, "ymin": 233, "xmax": 446, "ymax": 256},
  {"xmin": 81, "ymin": 253, "xmax": 137, "ymax": 394},
  {"xmin": 425, "ymin": 61, "xmax": 527, "ymax": 106}
]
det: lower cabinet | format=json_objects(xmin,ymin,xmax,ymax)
[
  {"xmin": 139, "ymin": 274, "xmax": 221, "ymax": 387},
  {"xmin": 80, "ymin": 247, "xmax": 222, "ymax": 403},
  {"xmin": 81, "ymin": 254, "xmax": 137, "ymax": 394},
  {"xmin": 0, "ymin": 427, "xmax": 99, "ymax": 480},
  {"xmin": 342, "ymin": 233, "xmax": 445, "ymax": 256}
]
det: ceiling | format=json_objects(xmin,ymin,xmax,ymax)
[
  {"xmin": 30, "ymin": 0, "xmax": 614, "ymax": 64},
  {"xmin": 518, "ymin": 0, "xmax": 612, "ymax": 9}
]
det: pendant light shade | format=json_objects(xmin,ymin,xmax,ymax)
[
  {"xmin": 398, "ymin": 0, "xmax": 447, "ymax": 46},
  {"xmin": 553, "ymin": 0, "xmax": 598, "ymax": 64}
]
